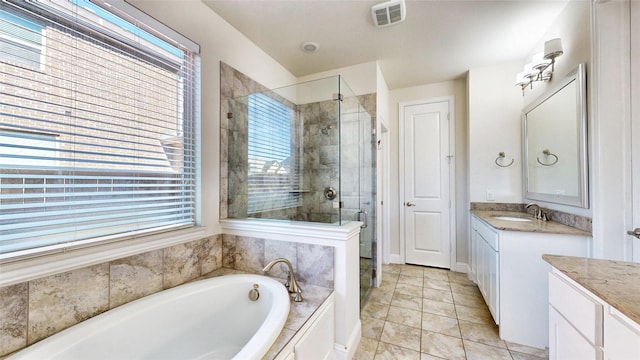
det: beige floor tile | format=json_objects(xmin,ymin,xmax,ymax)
[
  {"xmin": 505, "ymin": 341, "xmax": 548, "ymax": 357},
  {"xmin": 380, "ymin": 321, "xmax": 422, "ymax": 352},
  {"xmin": 422, "ymin": 298, "xmax": 457, "ymax": 318},
  {"xmin": 420, "ymin": 354, "xmax": 447, "ymax": 360},
  {"xmin": 375, "ymin": 342, "xmax": 421, "ymax": 360},
  {"xmin": 448, "ymin": 271, "xmax": 475, "ymax": 285},
  {"xmin": 382, "ymin": 263, "xmax": 403, "ymax": 274},
  {"xmin": 362, "ymin": 316, "xmax": 386, "ymax": 340},
  {"xmin": 391, "ymin": 292, "xmax": 423, "ymax": 311},
  {"xmin": 422, "ymin": 287, "xmax": 454, "ymax": 303},
  {"xmin": 395, "ymin": 282, "xmax": 423, "ymax": 297},
  {"xmin": 398, "ymin": 274, "xmax": 424, "ymax": 287},
  {"xmin": 452, "ymin": 291, "xmax": 486, "ymax": 308},
  {"xmin": 354, "ymin": 337, "xmax": 379, "ymax": 360},
  {"xmin": 458, "ymin": 319, "xmax": 506, "ymax": 349},
  {"xmin": 386, "ymin": 306, "xmax": 422, "ymax": 328},
  {"xmin": 369, "ymin": 286, "xmax": 395, "ymax": 304},
  {"xmin": 421, "ymin": 330, "xmax": 466, "ymax": 360},
  {"xmin": 450, "ymin": 282, "xmax": 482, "ymax": 297},
  {"xmin": 454, "ymin": 303, "xmax": 494, "ymax": 325},
  {"xmin": 362, "ymin": 300, "xmax": 390, "ymax": 320},
  {"xmin": 423, "ymin": 268, "xmax": 450, "ymax": 281},
  {"xmin": 423, "ymin": 277, "xmax": 451, "ymax": 291},
  {"xmin": 463, "ymin": 340, "xmax": 512, "ymax": 360},
  {"xmin": 510, "ymin": 351, "xmax": 549, "ymax": 360},
  {"xmin": 421, "ymin": 312, "xmax": 461, "ymax": 338},
  {"xmin": 399, "ymin": 265, "xmax": 426, "ymax": 277}
]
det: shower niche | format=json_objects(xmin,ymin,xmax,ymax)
[{"xmin": 222, "ymin": 72, "xmax": 377, "ymax": 304}]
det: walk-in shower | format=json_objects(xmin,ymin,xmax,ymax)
[{"xmin": 222, "ymin": 75, "xmax": 377, "ymax": 304}]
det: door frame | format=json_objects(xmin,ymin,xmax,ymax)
[{"xmin": 399, "ymin": 96, "xmax": 456, "ymax": 268}]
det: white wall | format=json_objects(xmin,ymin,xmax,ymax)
[
  {"xmin": 591, "ymin": 0, "xmax": 633, "ymax": 260},
  {"xmin": 388, "ymin": 79, "xmax": 468, "ymax": 267},
  {"xmin": 468, "ymin": 61, "xmax": 524, "ymax": 204},
  {"xmin": 128, "ymin": 0, "xmax": 297, "ymax": 236},
  {"xmin": 297, "ymin": 61, "xmax": 379, "ymax": 96}
]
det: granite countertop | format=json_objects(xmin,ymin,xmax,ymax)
[
  {"xmin": 198, "ymin": 268, "xmax": 333, "ymax": 360},
  {"xmin": 471, "ymin": 210, "xmax": 591, "ymax": 236},
  {"xmin": 543, "ymin": 254, "xmax": 640, "ymax": 324}
]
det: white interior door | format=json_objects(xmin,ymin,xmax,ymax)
[{"xmin": 402, "ymin": 100, "xmax": 451, "ymax": 268}]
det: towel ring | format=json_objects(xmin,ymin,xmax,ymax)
[
  {"xmin": 495, "ymin": 152, "xmax": 514, "ymax": 167},
  {"xmin": 536, "ymin": 149, "xmax": 559, "ymax": 166}
]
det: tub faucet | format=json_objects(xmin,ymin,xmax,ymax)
[
  {"xmin": 526, "ymin": 202, "xmax": 548, "ymax": 221},
  {"xmin": 263, "ymin": 258, "xmax": 303, "ymax": 302}
]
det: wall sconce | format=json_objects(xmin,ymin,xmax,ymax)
[{"xmin": 516, "ymin": 38, "xmax": 563, "ymax": 95}]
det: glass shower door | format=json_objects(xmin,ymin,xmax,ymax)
[{"xmin": 338, "ymin": 77, "xmax": 376, "ymax": 308}]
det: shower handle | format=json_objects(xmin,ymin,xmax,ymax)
[{"xmin": 356, "ymin": 210, "xmax": 368, "ymax": 228}]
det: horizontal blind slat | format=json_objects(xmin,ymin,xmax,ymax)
[{"xmin": 0, "ymin": 0, "xmax": 199, "ymax": 255}]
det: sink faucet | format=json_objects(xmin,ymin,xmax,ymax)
[
  {"xmin": 526, "ymin": 203, "xmax": 549, "ymax": 221},
  {"xmin": 263, "ymin": 258, "xmax": 303, "ymax": 302}
]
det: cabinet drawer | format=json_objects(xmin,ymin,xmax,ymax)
[
  {"xmin": 549, "ymin": 272, "xmax": 603, "ymax": 345},
  {"xmin": 472, "ymin": 217, "xmax": 499, "ymax": 251}
]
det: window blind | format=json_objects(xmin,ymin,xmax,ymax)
[
  {"xmin": 0, "ymin": 0, "xmax": 200, "ymax": 257},
  {"xmin": 247, "ymin": 93, "xmax": 301, "ymax": 214}
]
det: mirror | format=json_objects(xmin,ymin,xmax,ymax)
[{"xmin": 523, "ymin": 63, "xmax": 588, "ymax": 208}]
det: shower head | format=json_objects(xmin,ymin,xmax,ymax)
[{"xmin": 320, "ymin": 125, "xmax": 333, "ymax": 135}]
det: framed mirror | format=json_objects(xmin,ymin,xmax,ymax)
[{"xmin": 523, "ymin": 63, "xmax": 588, "ymax": 208}]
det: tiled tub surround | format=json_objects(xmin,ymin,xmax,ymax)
[
  {"xmin": 0, "ymin": 234, "xmax": 334, "ymax": 357},
  {"xmin": 470, "ymin": 202, "xmax": 592, "ymax": 234},
  {"xmin": 220, "ymin": 62, "xmax": 376, "ymax": 223}
]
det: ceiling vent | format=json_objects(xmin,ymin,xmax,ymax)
[{"xmin": 371, "ymin": 0, "xmax": 406, "ymax": 27}]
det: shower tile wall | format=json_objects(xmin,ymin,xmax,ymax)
[{"xmin": 220, "ymin": 62, "xmax": 377, "ymax": 224}]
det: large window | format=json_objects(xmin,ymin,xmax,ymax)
[
  {"xmin": 247, "ymin": 93, "xmax": 301, "ymax": 214},
  {"xmin": 0, "ymin": 0, "xmax": 200, "ymax": 258}
]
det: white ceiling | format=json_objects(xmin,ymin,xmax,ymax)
[{"xmin": 203, "ymin": 0, "xmax": 570, "ymax": 89}]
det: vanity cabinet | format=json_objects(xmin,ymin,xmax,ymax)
[
  {"xmin": 471, "ymin": 216, "xmax": 499, "ymax": 323},
  {"xmin": 548, "ymin": 268, "xmax": 640, "ymax": 360},
  {"xmin": 470, "ymin": 213, "xmax": 590, "ymax": 349}
]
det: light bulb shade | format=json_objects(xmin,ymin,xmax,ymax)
[
  {"xmin": 516, "ymin": 71, "xmax": 527, "ymax": 86},
  {"xmin": 544, "ymin": 38, "xmax": 563, "ymax": 60},
  {"xmin": 532, "ymin": 52, "xmax": 551, "ymax": 71},
  {"xmin": 524, "ymin": 63, "xmax": 537, "ymax": 79}
]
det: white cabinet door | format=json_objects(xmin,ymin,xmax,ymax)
[
  {"xmin": 549, "ymin": 306, "xmax": 602, "ymax": 360},
  {"xmin": 294, "ymin": 301, "xmax": 335, "ymax": 360},
  {"xmin": 486, "ymin": 242, "xmax": 499, "ymax": 324},
  {"xmin": 604, "ymin": 307, "xmax": 640, "ymax": 360}
]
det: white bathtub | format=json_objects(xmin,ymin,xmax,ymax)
[{"xmin": 10, "ymin": 274, "xmax": 290, "ymax": 360}]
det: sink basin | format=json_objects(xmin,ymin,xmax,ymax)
[{"xmin": 492, "ymin": 216, "xmax": 532, "ymax": 222}]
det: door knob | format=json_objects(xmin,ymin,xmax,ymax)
[
  {"xmin": 405, "ymin": 202, "xmax": 416, "ymax": 207},
  {"xmin": 627, "ymin": 228, "xmax": 640, "ymax": 239}
]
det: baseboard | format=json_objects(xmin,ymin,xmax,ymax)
[
  {"xmin": 389, "ymin": 254, "xmax": 403, "ymax": 264},
  {"xmin": 452, "ymin": 261, "xmax": 469, "ymax": 273},
  {"xmin": 333, "ymin": 319, "xmax": 361, "ymax": 360}
]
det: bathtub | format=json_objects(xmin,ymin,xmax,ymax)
[{"xmin": 9, "ymin": 274, "xmax": 290, "ymax": 360}]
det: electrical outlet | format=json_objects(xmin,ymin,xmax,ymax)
[{"xmin": 486, "ymin": 190, "xmax": 495, "ymax": 201}]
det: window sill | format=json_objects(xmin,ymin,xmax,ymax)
[{"xmin": 0, "ymin": 226, "xmax": 208, "ymax": 287}]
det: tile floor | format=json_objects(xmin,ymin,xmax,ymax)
[{"xmin": 354, "ymin": 263, "xmax": 549, "ymax": 360}]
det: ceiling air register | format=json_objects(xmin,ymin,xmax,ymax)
[{"xmin": 371, "ymin": 0, "xmax": 406, "ymax": 27}]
